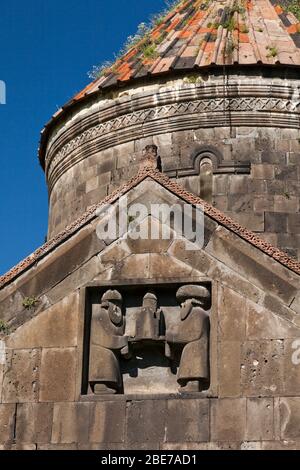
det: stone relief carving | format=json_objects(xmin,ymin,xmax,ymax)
[
  {"xmin": 86, "ymin": 284, "xmax": 211, "ymax": 396},
  {"xmin": 89, "ymin": 290, "xmax": 129, "ymax": 395}
]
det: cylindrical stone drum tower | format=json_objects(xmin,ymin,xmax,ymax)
[{"xmin": 39, "ymin": 0, "xmax": 300, "ymax": 260}]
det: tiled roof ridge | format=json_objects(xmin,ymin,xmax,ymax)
[{"xmin": 1, "ymin": 162, "xmax": 299, "ymax": 290}]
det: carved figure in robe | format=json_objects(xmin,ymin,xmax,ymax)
[
  {"xmin": 134, "ymin": 292, "xmax": 163, "ymax": 340},
  {"xmin": 89, "ymin": 289, "xmax": 128, "ymax": 394},
  {"xmin": 166, "ymin": 285, "xmax": 210, "ymax": 392}
]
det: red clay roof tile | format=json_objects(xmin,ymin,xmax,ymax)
[{"xmin": 39, "ymin": 0, "xmax": 300, "ymax": 166}]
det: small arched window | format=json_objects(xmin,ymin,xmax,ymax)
[{"xmin": 199, "ymin": 157, "xmax": 213, "ymax": 203}]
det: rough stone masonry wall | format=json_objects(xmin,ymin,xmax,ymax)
[
  {"xmin": 0, "ymin": 182, "xmax": 300, "ymax": 450},
  {"xmin": 44, "ymin": 71, "xmax": 300, "ymax": 260}
]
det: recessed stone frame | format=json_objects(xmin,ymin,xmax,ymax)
[
  {"xmin": 76, "ymin": 277, "xmax": 218, "ymax": 402},
  {"xmin": 165, "ymin": 145, "xmax": 251, "ymax": 178}
]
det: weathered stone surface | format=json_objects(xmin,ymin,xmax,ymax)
[
  {"xmin": 165, "ymin": 399, "xmax": 209, "ymax": 442},
  {"xmin": 51, "ymin": 403, "xmax": 91, "ymax": 444},
  {"xmin": 168, "ymin": 239, "xmax": 213, "ymax": 275},
  {"xmin": 46, "ymin": 256, "xmax": 100, "ymax": 305},
  {"xmin": 161, "ymin": 442, "xmax": 241, "ymax": 450},
  {"xmin": 280, "ymin": 398, "xmax": 300, "ymax": 439},
  {"xmin": 246, "ymin": 398, "xmax": 274, "ymax": 441},
  {"xmin": 126, "ymin": 400, "xmax": 167, "ymax": 444},
  {"xmin": 19, "ymin": 229, "xmax": 105, "ymax": 299},
  {"xmin": 2, "ymin": 349, "xmax": 40, "ymax": 403},
  {"xmin": 210, "ymin": 398, "xmax": 246, "ymax": 441},
  {"xmin": 246, "ymin": 301, "xmax": 300, "ymax": 340},
  {"xmin": 241, "ymin": 340, "xmax": 284, "ymax": 396},
  {"xmin": 126, "ymin": 217, "xmax": 173, "ymax": 254},
  {"xmin": 218, "ymin": 286, "xmax": 246, "ymax": 341},
  {"xmin": 38, "ymin": 444, "xmax": 78, "ymax": 450},
  {"xmin": 283, "ymin": 340, "xmax": 300, "ymax": 395},
  {"xmin": 39, "ymin": 348, "xmax": 76, "ymax": 402},
  {"xmin": 149, "ymin": 254, "xmax": 193, "ymax": 279},
  {"xmin": 6, "ymin": 292, "xmax": 79, "ymax": 349},
  {"xmin": 206, "ymin": 226, "xmax": 298, "ymax": 305},
  {"xmin": 89, "ymin": 401, "xmax": 126, "ymax": 443},
  {"xmin": 219, "ymin": 341, "xmax": 241, "ymax": 397},
  {"xmin": 208, "ymin": 263, "xmax": 264, "ymax": 305},
  {"xmin": 16, "ymin": 403, "xmax": 53, "ymax": 443},
  {"xmin": 0, "ymin": 404, "xmax": 15, "ymax": 442}
]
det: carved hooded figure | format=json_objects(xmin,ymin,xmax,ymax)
[
  {"xmin": 134, "ymin": 292, "xmax": 162, "ymax": 340},
  {"xmin": 89, "ymin": 289, "xmax": 128, "ymax": 394},
  {"xmin": 166, "ymin": 285, "xmax": 210, "ymax": 392}
]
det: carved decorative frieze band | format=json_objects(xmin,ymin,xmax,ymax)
[{"xmin": 45, "ymin": 85, "xmax": 300, "ymax": 191}]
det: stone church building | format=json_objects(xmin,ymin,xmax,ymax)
[{"xmin": 0, "ymin": 0, "xmax": 300, "ymax": 450}]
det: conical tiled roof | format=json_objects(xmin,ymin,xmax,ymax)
[
  {"xmin": 77, "ymin": 0, "xmax": 300, "ymax": 97},
  {"xmin": 39, "ymin": 0, "xmax": 300, "ymax": 164}
]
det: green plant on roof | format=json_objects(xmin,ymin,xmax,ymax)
[
  {"xmin": 266, "ymin": 45, "xmax": 278, "ymax": 58},
  {"xmin": 141, "ymin": 42, "xmax": 159, "ymax": 60},
  {"xmin": 0, "ymin": 320, "xmax": 9, "ymax": 335},
  {"xmin": 225, "ymin": 37, "xmax": 237, "ymax": 57},
  {"xmin": 88, "ymin": 0, "xmax": 184, "ymax": 80},
  {"xmin": 22, "ymin": 296, "xmax": 39, "ymax": 310},
  {"xmin": 240, "ymin": 24, "xmax": 249, "ymax": 34},
  {"xmin": 282, "ymin": 0, "xmax": 300, "ymax": 21},
  {"xmin": 184, "ymin": 74, "xmax": 201, "ymax": 84}
]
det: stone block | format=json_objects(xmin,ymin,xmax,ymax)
[
  {"xmin": 210, "ymin": 398, "xmax": 246, "ymax": 441},
  {"xmin": 223, "ymin": 212, "xmax": 264, "ymax": 232},
  {"xmin": 212, "ymin": 196, "xmax": 228, "ymax": 212},
  {"xmin": 241, "ymin": 340, "xmax": 284, "ymax": 396},
  {"xmin": 125, "ymin": 217, "xmax": 173, "ymax": 254},
  {"xmin": 274, "ymin": 196, "xmax": 299, "ymax": 213},
  {"xmin": 218, "ymin": 286, "xmax": 246, "ymax": 341},
  {"xmin": 252, "ymin": 164, "xmax": 275, "ymax": 179},
  {"xmin": 228, "ymin": 175, "xmax": 249, "ymax": 194},
  {"xmin": 246, "ymin": 398, "xmax": 274, "ymax": 441},
  {"xmin": 15, "ymin": 403, "xmax": 53, "ymax": 443},
  {"xmin": 253, "ymin": 196, "xmax": 274, "ymax": 212},
  {"xmin": 46, "ymin": 256, "xmax": 101, "ymax": 305},
  {"xmin": 287, "ymin": 214, "xmax": 300, "ymax": 234},
  {"xmin": 39, "ymin": 348, "xmax": 76, "ymax": 402},
  {"xmin": 149, "ymin": 254, "xmax": 193, "ymax": 279},
  {"xmin": 206, "ymin": 226, "xmax": 297, "ymax": 305},
  {"xmin": 2, "ymin": 349, "xmax": 40, "ymax": 403},
  {"xmin": 89, "ymin": 401, "xmax": 125, "ymax": 443},
  {"xmin": 38, "ymin": 444, "xmax": 78, "ymax": 450},
  {"xmin": 165, "ymin": 399, "xmax": 209, "ymax": 443},
  {"xmin": 208, "ymin": 263, "xmax": 264, "ymax": 305},
  {"xmin": 228, "ymin": 194, "xmax": 253, "ymax": 212},
  {"xmin": 110, "ymin": 254, "xmax": 150, "ymax": 280},
  {"xmin": 283, "ymin": 340, "xmax": 300, "ymax": 395},
  {"xmin": 0, "ymin": 404, "xmax": 16, "ymax": 442},
  {"xmin": 213, "ymin": 175, "xmax": 228, "ymax": 195},
  {"xmin": 275, "ymin": 165, "xmax": 298, "ymax": 181},
  {"xmin": 266, "ymin": 180, "xmax": 284, "ymax": 195},
  {"xmin": 168, "ymin": 239, "xmax": 213, "ymax": 275},
  {"xmin": 6, "ymin": 292, "xmax": 79, "ymax": 349},
  {"xmin": 86, "ymin": 176, "xmax": 99, "ymax": 193},
  {"xmin": 246, "ymin": 301, "xmax": 300, "ymax": 340},
  {"xmin": 20, "ymin": 229, "xmax": 105, "ymax": 299},
  {"xmin": 126, "ymin": 400, "xmax": 167, "ymax": 444},
  {"xmin": 161, "ymin": 442, "xmax": 241, "ymax": 450},
  {"xmin": 219, "ymin": 341, "xmax": 241, "ymax": 397},
  {"xmin": 51, "ymin": 403, "xmax": 91, "ymax": 444},
  {"xmin": 280, "ymin": 398, "xmax": 300, "ymax": 439},
  {"xmin": 247, "ymin": 179, "xmax": 266, "ymax": 194}
]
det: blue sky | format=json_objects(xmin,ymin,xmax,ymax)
[{"xmin": 0, "ymin": 0, "xmax": 167, "ymax": 275}]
